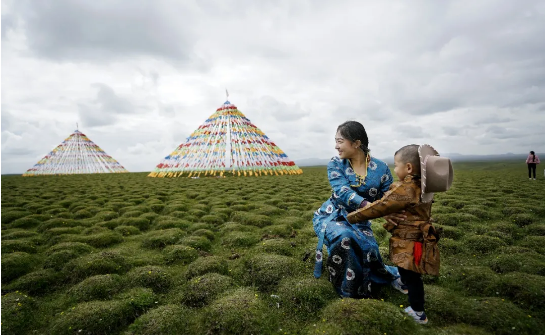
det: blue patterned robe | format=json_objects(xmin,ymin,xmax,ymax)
[{"xmin": 312, "ymin": 156, "xmax": 399, "ymax": 298}]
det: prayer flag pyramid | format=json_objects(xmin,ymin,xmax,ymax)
[
  {"xmin": 23, "ymin": 129, "xmax": 128, "ymax": 176},
  {"xmin": 148, "ymin": 100, "xmax": 303, "ymax": 177}
]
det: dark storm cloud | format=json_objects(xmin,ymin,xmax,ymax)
[{"xmin": 9, "ymin": 0, "xmax": 197, "ymax": 62}]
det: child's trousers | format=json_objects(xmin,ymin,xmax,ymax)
[{"xmin": 398, "ymin": 267, "xmax": 425, "ymax": 312}]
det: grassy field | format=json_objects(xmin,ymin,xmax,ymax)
[{"xmin": 1, "ymin": 161, "xmax": 544, "ymax": 334}]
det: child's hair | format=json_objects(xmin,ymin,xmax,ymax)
[{"xmin": 395, "ymin": 144, "xmax": 421, "ymax": 174}]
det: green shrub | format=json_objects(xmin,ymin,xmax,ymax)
[
  {"xmin": 489, "ymin": 254, "xmax": 545, "ymax": 275},
  {"xmin": 9, "ymin": 217, "xmax": 41, "ymax": 228},
  {"xmin": 5, "ymin": 269, "xmax": 60, "ymax": 295},
  {"xmin": 441, "ymin": 266, "xmax": 502, "ymax": 296},
  {"xmin": 186, "ymin": 256, "xmax": 228, "ymax": 279},
  {"xmin": 123, "ymin": 210, "xmax": 144, "ymax": 218},
  {"xmin": 219, "ymin": 222, "xmax": 259, "ymax": 234},
  {"xmin": 255, "ymin": 204, "xmax": 284, "ymax": 216},
  {"xmin": 222, "ymin": 231, "xmax": 261, "ymax": 248},
  {"xmin": 178, "ymin": 273, "xmax": 235, "ymax": 307},
  {"xmin": 68, "ymin": 274, "xmax": 123, "ymax": 301},
  {"xmin": 114, "ymin": 225, "xmax": 141, "ymax": 236},
  {"xmin": 126, "ymin": 266, "xmax": 172, "ymax": 293},
  {"xmin": 150, "ymin": 203, "xmax": 165, "ymax": 213},
  {"xmin": 44, "ymin": 250, "xmax": 82, "ymax": 271},
  {"xmin": 38, "ymin": 218, "xmax": 81, "ymax": 232},
  {"xmin": 524, "ymin": 223, "xmax": 545, "ymax": 236},
  {"xmin": 240, "ymin": 254, "xmax": 304, "ymax": 292},
  {"xmin": 162, "ymin": 245, "xmax": 199, "ymax": 264},
  {"xmin": 63, "ymin": 251, "xmax": 129, "ymax": 281},
  {"xmin": 435, "ymin": 225, "xmax": 463, "ymax": 240},
  {"xmin": 273, "ymin": 216, "xmax": 307, "ymax": 229},
  {"xmin": 164, "ymin": 203, "xmax": 189, "ymax": 214},
  {"xmin": 48, "ymin": 300, "xmax": 134, "ymax": 335},
  {"xmin": 277, "ymin": 277, "xmax": 338, "ymax": 317},
  {"xmin": 201, "ymin": 214, "xmax": 224, "ymax": 225},
  {"xmin": 1, "ymin": 239, "xmax": 38, "ymax": 254},
  {"xmin": 107, "ymin": 217, "xmax": 151, "ymax": 231},
  {"xmin": 126, "ymin": 305, "xmax": 193, "ymax": 335},
  {"xmin": 433, "ymin": 213, "xmax": 478, "ymax": 226},
  {"xmin": 73, "ymin": 209, "xmax": 93, "ymax": 219},
  {"xmin": 439, "ymin": 238, "xmax": 463, "ymax": 256},
  {"xmin": 179, "ymin": 235, "xmax": 212, "ymax": 252},
  {"xmin": 501, "ymin": 206, "xmax": 525, "ymax": 215},
  {"xmin": 2, "ymin": 230, "xmax": 39, "ymax": 240},
  {"xmin": 80, "ymin": 231, "xmax": 124, "ymax": 248},
  {"xmin": 197, "ymin": 287, "xmax": 279, "ymax": 335},
  {"xmin": 1, "ymin": 252, "xmax": 35, "ymax": 283},
  {"xmin": 141, "ymin": 228, "xmax": 185, "ymax": 249},
  {"xmin": 465, "ymin": 235, "xmax": 507, "ymax": 254},
  {"xmin": 311, "ymin": 298, "xmax": 418, "ymax": 335},
  {"xmin": 46, "ymin": 227, "xmax": 84, "ymax": 236},
  {"xmin": 1, "ymin": 291, "xmax": 37, "ymax": 334}
]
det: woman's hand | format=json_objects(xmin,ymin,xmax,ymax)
[{"xmin": 384, "ymin": 211, "xmax": 407, "ymax": 227}]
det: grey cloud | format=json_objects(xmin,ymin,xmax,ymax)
[
  {"xmin": 1, "ymin": 14, "xmax": 17, "ymax": 39},
  {"xmin": 443, "ymin": 126, "xmax": 461, "ymax": 136},
  {"xmin": 77, "ymin": 83, "xmax": 135, "ymax": 127},
  {"xmin": 92, "ymin": 83, "xmax": 133, "ymax": 114},
  {"xmin": 250, "ymin": 96, "xmax": 310, "ymax": 122},
  {"xmin": 11, "ymin": 0, "xmax": 197, "ymax": 62}
]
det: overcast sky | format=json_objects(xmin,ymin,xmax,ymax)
[{"xmin": 2, "ymin": 0, "xmax": 544, "ymax": 174}]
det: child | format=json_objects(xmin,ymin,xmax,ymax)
[{"xmin": 346, "ymin": 144, "xmax": 453, "ymax": 324}]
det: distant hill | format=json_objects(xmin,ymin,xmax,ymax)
[{"xmin": 294, "ymin": 153, "xmax": 543, "ymax": 167}]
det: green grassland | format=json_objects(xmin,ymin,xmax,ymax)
[{"xmin": 1, "ymin": 161, "xmax": 544, "ymax": 334}]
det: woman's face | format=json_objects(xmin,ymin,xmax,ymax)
[{"xmin": 335, "ymin": 131, "xmax": 359, "ymax": 159}]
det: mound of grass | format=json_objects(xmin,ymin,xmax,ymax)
[
  {"xmin": 178, "ymin": 273, "xmax": 236, "ymax": 307},
  {"xmin": 201, "ymin": 214, "xmax": 224, "ymax": 225},
  {"xmin": 162, "ymin": 245, "xmax": 199, "ymax": 264},
  {"xmin": 154, "ymin": 216, "xmax": 191, "ymax": 230},
  {"xmin": 1, "ymin": 210, "xmax": 32, "ymax": 224},
  {"xmin": 1, "ymin": 252, "xmax": 36, "ymax": 283},
  {"xmin": 2, "ymin": 230, "xmax": 40, "ymax": 240},
  {"xmin": 240, "ymin": 254, "xmax": 304, "ymax": 292},
  {"xmin": 68, "ymin": 274, "xmax": 123, "ymax": 302},
  {"xmin": 191, "ymin": 228, "xmax": 215, "ymax": 241},
  {"xmin": 1, "ymin": 239, "xmax": 39, "ymax": 254},
  {"xmin": 102, "ymin": 217, "xmax": 151, "ymax": 231},
  {"xmin": 231, "ymin": 212, "xmax": 273, "ymax": 227},
  {"xmin": 311, "ymin": 298, "xmax": 418, "ymax": 335},
  {"xmin": 1, "ymin": 291, "xmax": 37, "ymax": 335},
  {"xmin": 126, "ymin": 305, "xmax": 194, "ymax": 335},
  {"xmin": 9, "ymin": 217, "xmax": 42, "ymax": 229},
  {"xmin": 517, "ymin": 236, "xmax": 545, "ymax": 254},
  {"xmin": 48, "ymin": 300, "xmax": 134, "ymax": 335},
  {"xmin": 95, "ymin": 211, "xmax": 119, "ymax": 221},
  {"xmin": 433, "ymin": 213, "xmax": 479, "ymax": 226},
  {"xmin": 4, "ymin": 269, "xmax": 60, "ymax": 295},
  {"xmin": 489, "ymin": 253, "xmax": 545, "ymax": 275},
  {"xmin": 185, "ymin": 256, "xmax": 228, "ymax": 279},
  {"xmin": 46, "ymin": 241, "xmax": 93, "ymax": 255},
  {"xmin": 499, "ymin": 272, "xmax": 545, "ymax": 311},
  {"xmin": 261, "ymin": 224, "xmax": 293, "ymax": 238},
  {"xmin": 115, "ymin": 287, "xmax": 156, "ymax": 313},
  {"xmin": 219, "ymin": 222, "xmax": 259, "ymax": 234},
  {"xmin": 464, "ymin": 235, "xmax": 507, "ymax": 254},
  {"xmin": 197, "ymin": 287, "xmax": 279, "ymax": 335},
  {"xmin": 179, "ymin": 235, "xmax": 212, "ymax": 252},
  {"xmin": 126, "ymin": 266, "xmax": 172, "ymax": 293},
  {"xmin": 253, "ymin": 238, "xmax": 295, "ymax": 256},
  {"xmin": 63, "ymin": 251, "xmax": 129, "ymax": 282},
  {"xmin": 511, "ymin": 214, "xmax": 535, "ymax": 227},
  {"xmin": 114, "ymin": 225, "xmax": 141, "ymax": 236},
  {"xmin": 277, "ymin": 277, "xmax": 338, "ymax": 317},
  {"xmin": 222, "ymin": 231, "xmax": 261, "ymax": 248},
  {"xmin": 141, "ymin": 228, "xmax": 185, "ymax": 249},
  {"xmin": 45, "ymin": 227, "xmax": 84, "ymax": 236}
]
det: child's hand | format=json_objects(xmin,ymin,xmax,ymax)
[{"xmin": 384, "ymin": 211, "xmax": 406, "ymax": 227}]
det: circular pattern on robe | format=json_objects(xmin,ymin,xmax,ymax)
[
  {"xmin": 381, "ymin": 174, "xmax": 389, "ymax": 183},
  {"xmin": 328, "ymin": 266, "xmax": 336, "ymax": 276},
  {"xmin": 332, "ymin": 192, "xmax": 339, "ymax": 199},
  {"xmin": 369, "ymin": 188, "xmax": 378, "ymax": 197},
  {"xmin": 346, "ymin": 268, "xmax": 355, "ymax": 280},
  {"xmin": 362, "ymin": 230, "xmax": 373, "ymax": 237},
  {"xmin": 346, "ymin": 167, "xmax": 355, "ymax": 175},
  {"xmin": 332, "ymin": 255, "xmax": 342, "ymax": 264},
  {"xmin": 369, "ymin": 161, "xmax": 377, "ymax": 170},
  {"xmin": 316, "ymin": 250, "xmax": 323, "ymax": 262},
  {"xmin": 336, "ymin": 221, "xmax": 345, "ymax": 226},
  {"xmin": 326, "ymin": 205, "xmax": 334, "ymax": 214},
  {"xmin": 340, "ymin": 186, "xmax": 350, "ymax": 193},
  {"xmin": 330, "ymin": 171, "xmax": 340, "ymax": 179},
  {"xmin": 341, "ymin": 237, "xmax": 351, "ymax": 249},
  {"xmin": 366, "ymin": 250, "xmax": 378, "ymax": 262}
]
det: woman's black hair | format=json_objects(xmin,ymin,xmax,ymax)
[
  {"xmin": 530, "ymin": 150, "xmax": 535, "ymax": 162},
  {"xmin": 337, "ymin": 121, "xmax": 370, "ymax": 155}
]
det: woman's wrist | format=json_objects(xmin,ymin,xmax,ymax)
[{"xmin": 359, "ymin": 200, "xmax": 369, "ymax": 208}]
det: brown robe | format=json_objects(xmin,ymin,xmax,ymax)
[{"xmin": 346, "ymin": 175, "xmax": 440, "ymax": 276}]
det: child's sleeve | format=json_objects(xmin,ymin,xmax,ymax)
[{"xmin": 346, "ymin": 182, "xmax": 418, "ymax": 224}]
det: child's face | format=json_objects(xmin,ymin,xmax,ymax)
[{"xmin": 394, "ymin": 153, "xmax": 412, "ymax": 180}]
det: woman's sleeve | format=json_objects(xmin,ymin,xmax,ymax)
[
  {"xmin": 378, "ymin": 167, "xmax": 394, "ymax": 199},
  {"xmin": 327, "ymin": 160, "xmax": 365, "ymax": 209}
]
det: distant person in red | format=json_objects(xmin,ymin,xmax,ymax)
[{"xmin": 526, "ymin": 151, "xmax": 540, "ymax": 180}]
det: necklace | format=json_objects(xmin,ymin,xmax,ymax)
[{"xmin": 349, "ymin": 154, "xmax": 371, "ymax": 187}]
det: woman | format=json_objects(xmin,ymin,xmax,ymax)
[
  {"xmin": 526, "ymin": 151, "xmax": 540, "ymax": 180},
  {"xmin": 312, "ymin": 121, "xmax": 406, "ymax": 298}
]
